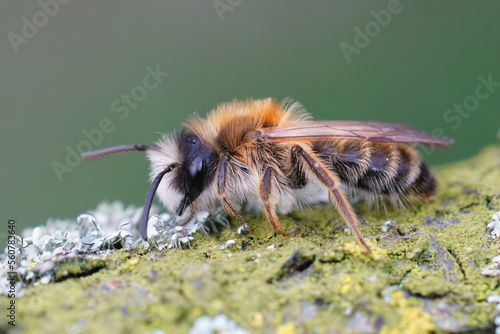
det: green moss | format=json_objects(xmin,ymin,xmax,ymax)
[
  {"xmin": 53, "ymin": 258, "xmax": 107, "ymax": 282},
  {"xmin": 4, "ymin": 146, "xmax": 500, "ymax": 334},
  {"xmin": 402, "ymin": 268, "xmax": 451, "ymax": 297}
]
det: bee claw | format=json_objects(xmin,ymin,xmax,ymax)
[
  {"xmin": 238, "ymin": 221, "xmax": 253, "ymax": 235},
  {"xmin": 276, "ymin": 224, "xmax": 302, "ymax": 237},
  {"xmin": 358, "ymin": 238, "xmax": 372, "ymax": 254},
  {"xmin": 289, "ymin": 225, "xmax": 302, "ymax": 235}
]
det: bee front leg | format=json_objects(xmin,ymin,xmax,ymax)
[
  {"xmin": 259, "ymin": 167, "xmax": 301, "ymax": 236},
  {"xmin": 292, "ymin": 144, "xmax": 371, "ymax": 253},
  {"xmin": 217, "ymin": 155, "xmax": 251, "ymax": 234},
  {"xmin": 221, "ymin": 197, "xmax": 251, "ymax": 234}
]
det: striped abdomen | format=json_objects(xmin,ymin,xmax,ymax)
[{"xmin": 312, "ymin": 140, "xmax": 437, "ymax": 205}]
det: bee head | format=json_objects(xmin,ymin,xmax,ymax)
[{"xmin": 147, "ymin": 131, "xmax": 218, "ymax": 219}]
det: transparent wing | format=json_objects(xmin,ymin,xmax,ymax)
[{"xmin": 259, "ymin": 121, "xmax": 453, "ymax": 149}]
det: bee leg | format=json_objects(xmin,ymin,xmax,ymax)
[
  {"xmin": 259, "ymin": 167, "xmax": 301, "ymax": 236},
  {"xmin": 221, "ymin": 198, "xmax": 252, "ymax": 234},
  {"xmin": 217, "ymin": 155, "xmax": 252, "ymax": 234},
  {"xmin": 293, "ymin": 145, "xmax": 371, "ymax": 253}
]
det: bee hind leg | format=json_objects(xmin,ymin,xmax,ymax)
[
  {"xmin": 292, "ymin": 144, "xmax": 371, "ymax": 253},
  {"xmin": 260, "ymin": 167, "xmax": 301, "ymax": 236}
]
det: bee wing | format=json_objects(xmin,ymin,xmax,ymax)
[{"xmin": 260, "ymin": 121, "xmax": 453, "ymax": 149}]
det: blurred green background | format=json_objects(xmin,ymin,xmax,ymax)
[{"xmin": 1, "ymin": 1, "xmax": 499, "ymax": 239}]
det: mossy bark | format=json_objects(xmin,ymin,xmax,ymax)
[{"xmin": 2, "ymin": 146, "xmax": 500, "ymax": 334}]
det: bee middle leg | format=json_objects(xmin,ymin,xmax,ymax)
[
  {"xmin": 259, "ymin": 167, "xmax": 301, "ymax": 236},
  {"xmin": 292, "ymin": 144, "xmax": 371, "ymax": 253}
]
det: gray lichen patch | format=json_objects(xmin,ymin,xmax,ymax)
[{"xmin": 1, "ymin": 145, "xmax": 500, "ymax": 334}]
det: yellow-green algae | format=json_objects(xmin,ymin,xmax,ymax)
[{"xmin": 3, "ymin": 146, "xmax": 500, "ymax": 334}]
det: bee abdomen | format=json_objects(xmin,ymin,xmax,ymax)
[
  {"xmin": 315, "ymin": 141, "xmax": 437, "ymax": 203},
  {"xmin": 355, "ymin": 144, "xmax": 439, "ymax": 202},
  {"xmin": 313, "ymin": 140, "xmax": 372, "ymax": 186},
  {"xmin": 354, "ymin": 143, "xmax": 401, "ymax": 193},
  {"xmin": 379, "ymin": 145, "xmax": 422, "ymax": 195},
  {"xmin": 405, "ymin": 161, "xmax": 438, "ymax": 201}
]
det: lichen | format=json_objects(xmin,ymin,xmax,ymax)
[
  {"xmin": 380, "ymin": 290, "xmax": 435, "ymax": 334},
  {"xmin": 1, "ymin": 145, "xmax": 500, "ymax": 334}
]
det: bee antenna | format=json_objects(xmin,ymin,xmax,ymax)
[
  {"xmin": 81, "ymin": 144, "xmax": 153, "ymax": 160},
  {"xmin": 141, "ymin": 165, "xmax": 175, "ymax": 241}
]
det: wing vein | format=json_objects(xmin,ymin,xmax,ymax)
[{"xmin": 260, "ymin": 121, "xmax": 453, "ymax": 149}]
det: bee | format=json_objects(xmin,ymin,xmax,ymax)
[{"xmin": 82, "ymin": 98, "xmax": 453, "ymax": 252}]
